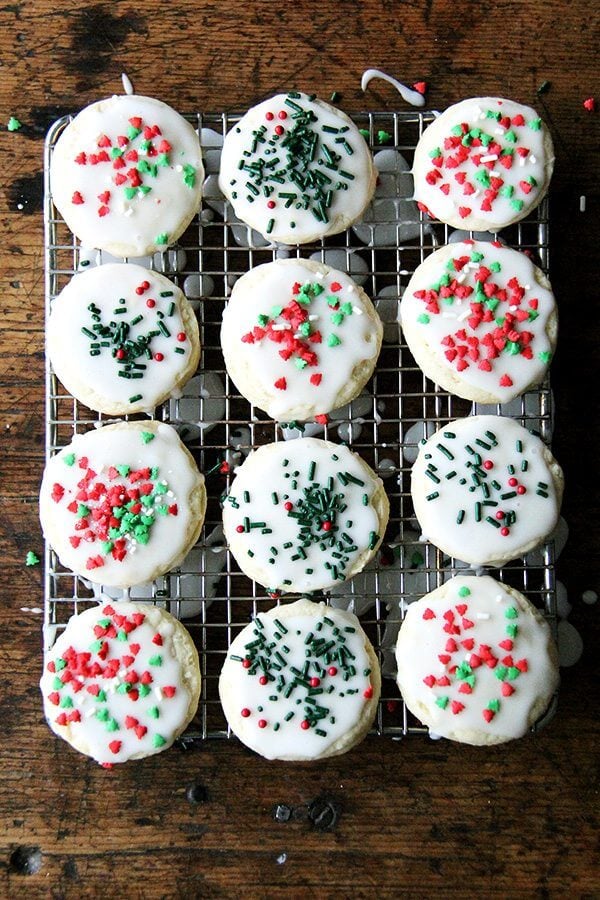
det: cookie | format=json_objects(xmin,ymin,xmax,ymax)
[
  {"xmin": 39, "ymin": 421, "xmax": 206, "ymax": 588},
  {"xmin": 219, "ymin": 598, "xmax": 380, "ymax": 760},
  {"xmin": 399, "ymin": 240, "xmax": 557, "ymax": 403},
  {"xmin": 50, "ymin": 94, "xmax": 203, "ymax": 257},
  {"xmin": 412, "ymin": 97, "xmax": 554, "ymax": 231},
  {"xmin": 395, "ymin": 575, "xmax": 559, "ymax": 745},
  {"xmin": 40, "ymin": 599, "xmax": 201, "ymax": 765},
  {"xmin": 411, "ymin": 415, "xmax": 563, "ymax": 567},
  {"xmin": 222, "ymin": 438, "xmax": 389, "ymax": 593},
  {"xmin": 218, "ymin": 91, "xmax": 377, "ymax": 244},
  {"xmin": 221, "ymin": 258, "xmax": 383, "ymax": 421},
  {"xmin": 47, "ymin": 264, "xmax": 200, "ymax": 415}
]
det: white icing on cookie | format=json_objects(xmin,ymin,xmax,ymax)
[
  {"xmin": 39, "ymin": 422, "xmax": 205, "ymax": 588},
  {"xmin": 220, "ymin": 259, "xmax": 382, "ymax": 422},
  {"xmin": 413, "ymin": 98, "xmax": 554, "ymax": 231},
  {"xmin": 219, "ymin": 92, "xmax": 376, "ymax": 244},
  {"xmin": 40, "ymin": 599, "xmax": 199, "ymax": 764},
  {"xmin": 400, "ymin": 240, "xmax": 556, "ymax": 403},
  {"xmin": 395, "ymin": 575, "xmax": 559, "ymax": 744},
  {"xmin": 222, "ymin": 438, "xmax": 388, "ymax": 593},
  {"xmin": 48, "ymin": 264, "xmax": 200, "ymax": 415},
  {"xmin": 50, "ymin": 94, "xmax": 204, "ymax": 257},
  {"xmin": 219, "ymin": 599, "xmax": 379, "ymax": 760},
  {"xmin": 411, "ymin": 415, "xmax": 563, "ymax": 566}
]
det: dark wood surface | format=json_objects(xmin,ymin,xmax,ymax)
[{"xmin": 1, "ymin": 1, "xmax": 599, "ymax": 896}]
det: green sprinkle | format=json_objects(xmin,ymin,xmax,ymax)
[
  {"xmin": 63, "ymin": 453, "xmax": 76, "ymax": 466},
  {"xmin": 141, "ymin": 431, "xmax": 155, "ymax": 444},
  {"xmin": 152, "ymin": 734, "xmax": 167, "ymax": 748},
  {"xmin": 148, "ymin": 706, "xmax": 160, "ymax": 719},
  {"xmin": 25, "ymin": 551, "xmax": 40, "ymax": 566},
  {"xmin": 435, "ymin": 696, "xmax": 449, "ymax": 709},
  {"xmin": 155, "ymin": 233, "xmax": 169, "ymax": 245},
  {"xmin": 7, "ymin": 116, "xmax": 22, "ymax": 132},
  {"xmin": 327, "ymin": 334, "xmax": 341, "ymax": 347},
  {"xmin": 148, "ymin": 654, "xmax": 163, "ymax": 666}
]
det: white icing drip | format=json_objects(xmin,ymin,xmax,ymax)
[
  {"xmin": 121, "ymin": 73, "xmax": 134, "ymax": 95},
  {"xmin": 360, "ymin": 69, "xmax": 426, "ymax": 108},
  {"xmin": 352, "ymin": 149, "xmax": 427, "ymax": 246}
]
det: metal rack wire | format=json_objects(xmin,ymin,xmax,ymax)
[{"xmin": 43, "ymin": 109, "xmax": 557, "ymax": 742}]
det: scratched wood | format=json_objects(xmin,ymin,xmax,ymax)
[{"xmin": 1, "ymin": 0, "xmax": 599, "ymax": 896}]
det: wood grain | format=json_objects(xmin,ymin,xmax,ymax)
[{"xmin": 1, "ymin": 1, "xmax": 599, "ymax": 896}]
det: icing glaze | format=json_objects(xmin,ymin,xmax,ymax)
[
  {"xmin": 50, "ymin": 94, "xmax": 204, "ymax": 257},
  {"xmin": 400, "ymin": 240, "xmax": 556, "ymax": 402},
  {"xmin": 218, "ymin": 91, "xmax": 376, "ymax": 244},
  {"xmin": 411, "ymin": 415, "xmax": 562, "ymax": 566},
  {"xmin": 222, "ymin": 438, "xmax": 388, "ymax": 593},
  {"xmin": 360, "ymin": 69, "xmax": 426, "ymax": 107},
  {"xmin": 412, "ymin": 98, "xmax": 553, "ymax": 231},
  {"xmin": 48, "ymin": 264, "xmax": 200, "ymax": 414},
  {"xmin": 219, "ymin": 599, "xmax": 379, "ymax": 759},
  {"xmin": 395, "ymin": 575, "xmax": 559, "ymax": 743},
  {"xmin": 39, "ymin": 422, "xmax": 205, "ymax": 588},
  {"xmin": 40, "ymin": 599, "xmax": 199, "ymax": 764},
  {"xmin": 352, "ymin": 149, "xmax": 426, "ymax": 246},
  {"xmin": 221, "ymin": 259, "xmax": 382, "ymax": 421}
]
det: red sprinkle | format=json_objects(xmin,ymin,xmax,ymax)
[
  {"xmin": 72, "ymin": 191, "xmax": 84, "ymax": 205},
  {"xmin": 258, "ymin": 719, "xmax": 267, "ymax": 729},
  {"xmin": 363, "ymin": 686, "xmax": 374, "ymax": 699},
  {"xmin": 241, "ymin": 708, "xmax": 251, "ymax": 717},
  {"xmin": 583, "ymin": 97, "xmax": 596, "ymax": 112},
  {"xmin": 413, "ymin": 81, "xmax": 427, "ymax": 94}
]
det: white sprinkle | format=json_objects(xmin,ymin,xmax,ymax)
[
  {"xmin": 529, "ymin": 155, "xmax": 537, "ymax": 164},
  {"xmin": 85, "ymin": 707, "xmax": 97, "ymax": 718},
  {"xmin": 352, "ymin": 306, "xmax": 363, "ymax": 315},
  {"xmin": 579, "ymin": 195, "xmax": 587, "ymax": 213},
  {"xmin": 154, "ymin": 686, "xmax": 163, "ymax": 700},
  {"xmin": 582, "ymin": 589, "xmax": 597, "ymax": 605},
  {"xmin": 495, "ymin": 128, "xmax": 504, "ymax": 135},
  {"xmin": 20, "ymin": 606, "xmax": 43, "ymax": 614},
  {"xmin": 457, "ymin": 309, "xmax": 471, "ymax": 321},
  {"xmin": 524, "ymin": 284, "xmax": 531, "ymax": 290},
  {"xmin": 271, "ymin": 323, "xmax": 291, "ymax": 331},
  {"xmin": 308, "ymin": 314, "xmax": 319, "ymax": 321},
  {"xmin": 175, "ymin": 165, "xmax": 183, "ymax": 172},
  {"xmin": 456, "ymin": 271, "xmax": 467, "ymax": 283},
  {"xmin": 480, "ymin": 154, "xmax": 498, "ymax": 163},
  {"xmin": 276, "ymin": 853, "xmax": 287, "ymax": 865},
  {"xmin": 124, "ymin": 207, "xmax": 133, "ymax": 218},
  {"xmin": 476, "ymin": 612, "xmax": 490, "ymax": 620},
  {"xmin": 519, "ymin": 157, "xmax": 526, "ymax": 167},
  {"xmin": 315, "ymin": 271, "xmax": 325, "ymax": 279},
  {"xmin": 347, "ymin": 284, "xmax": 355, "ymax": 292},
  {"xmin": 118, "ymin": 668, "xmax": 127, "ymax": 678},
  {"xmin": 495, "ymin": 594, "xmax": 504, "ymax": 603}
]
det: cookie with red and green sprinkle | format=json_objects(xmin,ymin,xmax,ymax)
[
  {"xmin": 50, "ymin": 94, "xmax": 203, "ymax": 257},
  {"xmin": 412, "ymin": 97, "xmax": 554, "ymax": 231},
  {"xmin": 221, "ymin": 258, "xmax": 382, "ymax": 421},
  {"xmin": 222, "ymin": 438, "xmax": 389, "ymax": 593},
  {"xmin": 39, "ymin": 421, "xmax": 206, "ymax": 588},
  {"xmin": 40, "ymin": 599, "xmax": 201, "ymax": 765},
  {"xmin": 48, "ymin": 264, "xmax": 200, "ymax": 415},
  {"xmin": 395, "ymin": 575, "xmax": 559, "ymax": 745},
  {"xmin": 218, "ymin": 91, "xmax": 377, "ymax": 244},
  {"xmin": 411, "ymin": 415, "xmax": 563, "ymax": 567},
  {"xmin": 399, "ymin": 240, "xmax": 557, "ymax": 403},
  {"xmin": 219, "ymin": 598, "xmax": 380, "ymax": 760}
]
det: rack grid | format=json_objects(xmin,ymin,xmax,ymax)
[{"xmin": 43, "ymin": 109, "xmax": 557, "ymax": 742}]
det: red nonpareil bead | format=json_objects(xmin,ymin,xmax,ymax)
[
  {"xmin": 146, "ymin": 298, "xmax": 156, "ymax": 308},
  {"xmin": 274, "ymin": 125, "xmax": 284, "ymax": 136},
  {"xmin": 241, "ymin": 708, "xmax": 251, "ymax": 717},
  {"xmin": 300, "ymin": 719, "xmax": 310, "ymax": 730},
  {"xmin": 258, "ymin": 719, "xmax": 267, "ymax": 729},
  {"xmin": 116, "ymin": 349, "xmax": 125, "ymax": 360},
  {"xmin": 309, "ymin": 677, "xmax": 321, "ymax": 688},
  {"xmin": 284, "ymin": 501, "xmax": 293, "ymax": 511},
  {"xmin": 236, "ymin": 525, "xmax": 244, "ymax": 533},
  {"xmin": 259, "ymin": 675, "xmax": 268, "ymax": 685},
  {"xmin": 483, "ymin": 460, "xmax": 494, "ymax": 470},
  {"xmin": 242, "ymin": 658, "xmax": 252, "ymax": 669},
  {"xmin": 267, "ymin": 200, "xmax": 276, "ymax": 209},
  {"xmin": 278, "ymin": 111, "xmax": 287, "ymax": 120},
  {"xmin": 177, "ymin": 332, "xmax": 186, "ymax": 342},
  {"xmin": 517, "ymin": 485, "xmax": 526, "ymax": 495},
  {"xmin": 328, "ymin": 666, "xmax": 337, "ymax": 676},
  {"xmin": 321, "ymin": 520, "xmax": 332, "ymax": 531},
  {"xmin": 500, "ymin": 527, "xmax": 510, "ymax": 536},
  {"xmin": 265, "ymin": 111, "xmax": 274, "ymax": 121},
  {"xmin": 508, "ymin": 477, "xmax": 518, "ymax": 487},
  {"xmin": 154, "ymin": 353, "xmax": 164, "ymax": 362}
]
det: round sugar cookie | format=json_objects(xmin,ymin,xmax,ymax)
[
  {"xmin": 50, "ymin": 94, "xmax": 204, "ymax": 257},
  {"xmin": 395, "ymin": 575, "xmax": 559, "ymax": 745},
  {"xmin": 412, "ymin": 97, "xmax": 554, "ymax": 231},
  {"xmin": 218, "ymin": 91, "xmax": 377, "ymax": 244},
  {"xmin": 222, "ymin": 438, "xmax": 389, "ymax": 593},
  {"xmin": 48, "ymin": 264, "xmax": 200, "ymax": 415},
  {"xmin": 39, "ymin": 421, "xmax": 206, "ymax": 588},
  {"xmin": 221, "ymin": 258, "xmax": 383, "ymax": 421},
  {"xmin": 219, "ymin": 598, "xmax": 380, "ymax": 760},
  {"xmin": 399, "ymin": 240, "xmax": 557, "ymax": 403},
  {"xmin": 411, "ymin": 415, "xmax": 563, "ymax": 567},
  {"xmin": 40, "ymin": 599, "xmax": 201, "ymax": 765}
]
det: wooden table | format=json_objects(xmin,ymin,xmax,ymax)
[{"xmin": 1, "ymin": 1, "xmax": 598, "ymax": 896}]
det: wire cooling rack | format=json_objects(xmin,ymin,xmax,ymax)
[{"xmin": 43, "ymin": 109, "xmax": 557, "ymax": 742}]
